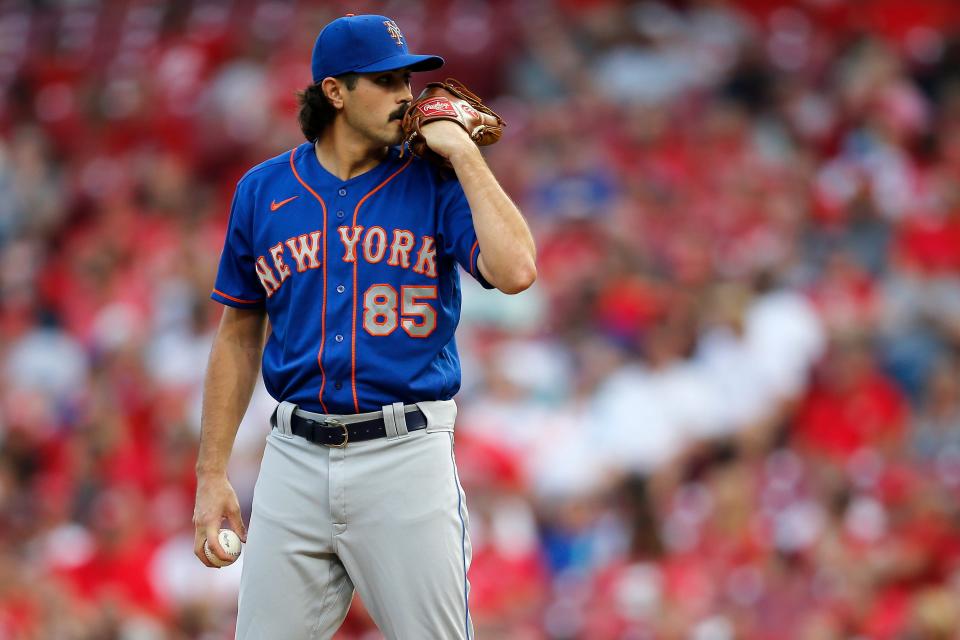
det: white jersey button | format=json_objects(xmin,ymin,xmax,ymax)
[
  {"xmin": 338, "ymin": 188, "xmax": 347, "ymax": 196},
  {"xmin": 336, "ymin": 285, "xmax": 345, "ymax": 293},
  {"xmin": 335, "ymin": 334, "xmax": 344, "ymax": 342}
]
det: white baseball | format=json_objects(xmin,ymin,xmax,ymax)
[{"xmin": 204, "ymin": 528, "xmax": 242, "ymax": 567}]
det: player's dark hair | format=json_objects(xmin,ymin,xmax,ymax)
[{"xmin": 296, "ymin": 73, "xmax": 359, "ymax": 142}]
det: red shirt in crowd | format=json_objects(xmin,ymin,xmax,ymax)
[{"xmin": 794, "ymin": 371, "xmax": 907, "ymax": 460}]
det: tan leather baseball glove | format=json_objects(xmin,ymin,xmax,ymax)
[{"xmin": 401, "ymin": 79, "xmax": 505, "ymax": 166}]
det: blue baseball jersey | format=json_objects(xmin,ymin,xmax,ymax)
[{"xmin": 212, "ymin": 141, "xmax": 493, "ymax": 414}]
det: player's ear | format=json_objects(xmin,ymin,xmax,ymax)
[{"xmin": 321, "ymin": 77, "xmax": 345, "ymax": 110}]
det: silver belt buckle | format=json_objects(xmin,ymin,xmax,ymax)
[{"xmin": 322, "ymin": 417, "xmax": 348, "ymax": 448}]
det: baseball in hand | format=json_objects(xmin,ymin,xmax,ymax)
[{"xmin": 204, "ymin": 528, "xmax": 242, "ymax": 567}]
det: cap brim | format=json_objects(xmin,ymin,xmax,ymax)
[{"xmin": 354, "ymin": 53, "xmax": 444, "ymax": 74}]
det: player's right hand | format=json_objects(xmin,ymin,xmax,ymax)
[{"xmin": 193, "ymin": 473, "xmax": 247, "ymax": 568}]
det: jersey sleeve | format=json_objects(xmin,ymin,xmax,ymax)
[
  {"xmin": 211, "ymin": 182, "xmax": 266, "ymax": 308},
  {"xmin": 437, "ymin": 178, "xmax": 495, "ymax": 289}
]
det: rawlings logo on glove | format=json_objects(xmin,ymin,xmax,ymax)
[
  {"xmin": 401, "ymin": 79, "xmax": 505, "ymax": 167},
  {"xmin": 417, "ymin": 98, "xmax": 459, "ymax": 118}
]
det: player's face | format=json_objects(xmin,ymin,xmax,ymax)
[{"xmin": 342, "ymin": 69, "xmax": 414, "ymax": 146}]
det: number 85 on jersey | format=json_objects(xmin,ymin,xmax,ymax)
[{"xmin": 363, "ymin": 284, "xmax": 437, "ymax": 338}]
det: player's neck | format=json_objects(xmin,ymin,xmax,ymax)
[{"xmin": 314, "ymin": 122, "xmax": 389, "ymax": 181}]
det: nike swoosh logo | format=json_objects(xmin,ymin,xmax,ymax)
[{"xmin": 270, "ymin": 196, "xmax": 299, "ymax": 211}]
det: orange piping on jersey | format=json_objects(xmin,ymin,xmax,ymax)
[
  {"xmin": 350, "ymin": 156, "xmax": 413, "ymax": 413},
  {"xmin": 469, "ymin": 239, "xmax": 479, "ymax": 276},
  {"xmin": 213, "ymin": 289, "xmax": 261, "ymax": 304},
  {"xmin": 289, "ymin": 148, "xmax": 330, "ymax": 413}
]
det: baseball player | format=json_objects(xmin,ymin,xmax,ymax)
[{"xmin": 192, "ymin": 13, "xmax": 536, "ymax": 640}]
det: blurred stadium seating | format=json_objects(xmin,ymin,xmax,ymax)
[{"xmin": 2, "ymin": 0, "xmax": 960, "ymax": 638}]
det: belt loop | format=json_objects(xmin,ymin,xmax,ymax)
[
  {"xmin": 382, "ymin": 403, "xmax": 399, "ymax": 440},
  {"xmin": 275, "ymin": 401, "xmax": 296, "ymax": 437},
  {"xmin": 393, "ymin": 402, "xmax": 409, "ymax": 437}
]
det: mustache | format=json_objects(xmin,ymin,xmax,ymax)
[{"xmin": 389, "ymin": 103, "xmax": 410, "ymax": 121}]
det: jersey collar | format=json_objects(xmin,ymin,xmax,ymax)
[{"xmin": 296, "ymin": 142, "xmax": 403, "ymax": 191}]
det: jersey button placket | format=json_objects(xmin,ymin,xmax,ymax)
[{"xmin": 330, "ymin": 190, "xmax": 347, "ymax": 530}]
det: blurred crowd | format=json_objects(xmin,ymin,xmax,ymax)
[{"xmin": 2, "ymin": 0, "xmax": 960, "ymax": 638}]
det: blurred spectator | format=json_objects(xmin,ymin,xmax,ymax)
[
  {"xmin": 910, "ymin": 356, "xmax": 960, "ymax": 471},
  {"xmin": 794, "ymin": 332, "xmax": 907, "ymax": 461}
]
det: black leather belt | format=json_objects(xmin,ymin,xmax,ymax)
[{"xmin": 271, "ymin": 407, "xmax": 427, "ymax": 447}]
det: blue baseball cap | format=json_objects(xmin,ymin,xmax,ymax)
[{"xmin": 311, "ymin": 14, "xmax": 444, "ymax": 83}]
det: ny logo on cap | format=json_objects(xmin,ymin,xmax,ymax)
[{"xmin": 384, "ymin": 20, "xmax": 404, "ymax": 46}]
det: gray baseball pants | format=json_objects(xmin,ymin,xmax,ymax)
[{"xmin": 236, "ymin": 400, "xmax": 473, "ymax": 639}]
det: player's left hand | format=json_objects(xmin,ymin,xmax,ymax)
[
  {"xmin": 400, "ymin": 78, "xmax": 504, "ymax": 167},
  {"xmin": 418, "ymin": 120, "xmax": 475, "ymax": 161}
]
